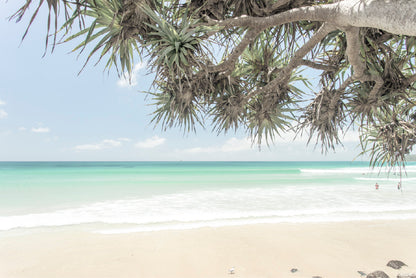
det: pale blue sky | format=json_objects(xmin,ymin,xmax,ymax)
[{"xmin": 0, "ymin": 1, "xmax": 364, "ymax": 161}]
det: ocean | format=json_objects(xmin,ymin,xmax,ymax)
[{"xmin": 0, "ymin": 161, "xmax": 415, "ymax": 234}]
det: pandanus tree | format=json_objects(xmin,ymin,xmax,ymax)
[{"xmin": 10, "ymin": 0, "xmax": 416, "ymax": 169}]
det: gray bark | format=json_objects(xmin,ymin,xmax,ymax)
[
  {"xmin": 214, "ymin": 0, "xmax": 416, "ymax": 37},
  {"xmin": 334, "ymin": 0, "xmax": 416, "ymax": 37}
]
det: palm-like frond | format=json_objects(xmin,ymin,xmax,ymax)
[
  {"xmin": 143, "ymin": 4, "xmax": 215, "ymax": 79},
  {"xmin": 360, "ymin": 111, "xmax": 416, "ymax": 169},
  {"xmin": 10, "ymin": 0, "xmax": 88, "ymax": 54},
  {"xmin": 239, "ymin": 32, "xmax": 281, "ymax": 87},
  {"xmin": 298, "ymin": 82, "xmax": 347, "ymax": 153},
  {"xmin": 209, "ymin": 78, "xmax": 247, "ymax": 133},
  {"xmin": 149, "ymin": 80, "xmax": 203, "ymax": 133},
  {"xmin": 187, "ymin": 0, "xmax": 270, "ymax": 21},
  {"xmin": 347, "ymin": 28, "xmax": 416, "ymax": 126},
  {"xmin": 63, "ymin": 0, "xmax": 148, "ymax": 75},
  {"xmin": 233, "ymin": 32, "xmax": 309, "ymax": 146},
  {"xmin": 142, "ymin": 4, "xmax": 218, "ymax": 132},
  {"xmin": 246, "ymin": 97, "xmax": 293, "ymax": 147}
]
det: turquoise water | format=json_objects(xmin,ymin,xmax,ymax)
[{"xmin": 1, "ymin": 161, "xmax": 416, "ymax": 233}]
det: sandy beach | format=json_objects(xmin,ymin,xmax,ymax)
[{"xmin": 1, "ymin": 220, "xmax": 416, "ymax": 278}]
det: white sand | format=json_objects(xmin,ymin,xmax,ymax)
[{"xmin": 1, "ymin": 220, "xmax": 416, "ymax": 278}]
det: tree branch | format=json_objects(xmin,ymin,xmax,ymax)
[
  {"xmin": 405, "ymin": 74, "xmax": 416, "ymax": 86},
  {"xmin": 204, "ymin": 0, "xmax": 416, "ymax": 37},
  {"xmin": 337, "ymin": 76, "xmax": 354, "ymax": 94},
  {"xmin": 345, "ymin": 27, "xmax": 367, "ymax": 80},
  {"xmin": 345, "ymin": 26, "xmax": 383, "ymax": 101},
  {"xmin": 285, "ymin": 24, "xmax": 337, "ymax": 75},
  {"xmin": 300, "ymin": 59, "xmax": 337, "ymax": 71},
  {"xmin": 207, "ymin": 27, "xmax": 261, "ymax": 74},
  {"xmin": 205, "ymin": 3, "xmax": 337, "ymax": 30},
  {"xmin": 368, "ymin": 78, "xmax": 384, "ymax": 101},
  {"xmin": 248, "ymin": 23, "xmax": 337, "ymax": 98}
]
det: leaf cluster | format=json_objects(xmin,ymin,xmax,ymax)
[{"xmin": 11, "ymin": 0, "xmax": 416, "ymax": 168}]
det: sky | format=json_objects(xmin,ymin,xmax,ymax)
[{"xmin": 0, "ymin": 1, "xmax": 365, "ymax": 161}]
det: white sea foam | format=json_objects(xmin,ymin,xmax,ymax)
[
  {"xmin": 300, "ymin": 167, "xmax": 371, "ymax": 175},
  {"xmin": 300, "ymin": 165, "xmax": 416, "ymax": 175},
  {"xmin": 1, "ymin": 185, "xmax": 416, "ymax": 232},
  {"xmin": 355, "ymin": 177, "xmax": 416, "ymax": 182}
]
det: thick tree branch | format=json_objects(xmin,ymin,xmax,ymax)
[
  {"xmin": 206, "ymin": 3, "xmax": 337, "ymax": 29},
  {"xmin": 368, "ymin": 79, "xmax": 384, "ymax": 101},
  {"xmin": 334, "ymin": 0, "xmax": 416, "ymax": 37},
  {"xmin": 207, "ymin": 27, "xmax": 261, "ymax": 73},
  {"xmin": 337, "ymin": 76, "xmax": 354, "ymax": 94},
  {"xmin": 206, "ymin": 0, "xmax": 416, "ymax": 37},
  {"xmin": 344, "ymin": 27, "xmax": 369, "ymax": 82},
  {"xmin": 249, "ymin": 23, "xmax": 337, "ymax": 98},
  {"xmin": 285, "ymin": 24, "xmax": 337, "ymax": 75},
  {"xmin": 345, "ymin": 26, "xmax": 383, "ymax": 101},
  {"xmin": 300, "ymin": 59, "xmax": 337, "ymax": 71}
]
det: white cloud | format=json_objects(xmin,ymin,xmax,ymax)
[
  {"xmin": 31, "ymin": 127, "xmax": 50, "ymax": 133},
  {"xmin": 0, "ymin": 109, "xmax": 8, "ymax": 119},
  {"xmin": 117, "ymin": 137, "xmax": 131, "ymax": 142},
  {"xmin": 46, "ymin": 136, "xmax": 59, "ymax": 142},
  {"xmin": 74, "ymin": 139, "xmax": 123, "ymax": 151},
  {"xmin": 0, "ymin": 99, "xmax": 9, "ymax": 120},
  {"xmin": 273, "ymin": 128, "xmax": 360, "ymax": 144},
  {"xmin": 102, "ymin": 139, "xmax": 122, "ymax": 147},
  {"xmin": 220, "ymin": 137, "xmax": 252, "ymax": 152},
  {"xmin": 18, "ymin": 127, "xmax": 27, "ymax": 131},
  {"xmin": 0, "ymin": 130, "xmax": 12, "ymax": 136},
  {"xmin": 0, "ymin": 99, "xmax": 7, "ymax": 119},
  {"xmin": 181, "ymin": 129, "xmax": 357, "ymax": 157},
  {"xmin": 184, "ymin": 147, "xmax": 216, "ymax": 154},
  {"xmin": 117, "ymin": 62, "xmax": 146, "ymax": 88},
  {"xmin": 135, "ymin": 136, "xmax": 166, "ymax": 149},
  {"xmin": 74, "ymin": 144, "xmax": 101, "ymax": 151}
]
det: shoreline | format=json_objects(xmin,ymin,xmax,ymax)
[{"xmin": 1, "ymin": 220, "xmax": 416, "ymax": 278}]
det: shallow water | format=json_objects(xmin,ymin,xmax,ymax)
[{"xmin": 0, "ymin": 161, "xmax": 415, "ymax": 233}]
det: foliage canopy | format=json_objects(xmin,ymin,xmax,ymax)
[{"xmin": 11, "ymin": 0, "xmax": 416, "ymax": 168}]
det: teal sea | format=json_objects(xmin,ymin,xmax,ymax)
[{"xmin": 1, "ymin": 161, "xmax": 416, "ymax": 234}]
